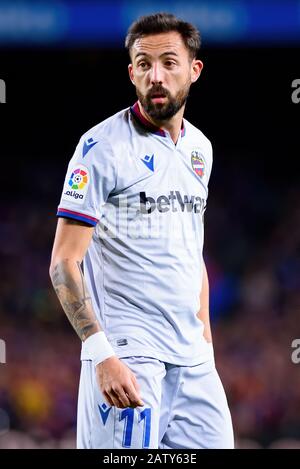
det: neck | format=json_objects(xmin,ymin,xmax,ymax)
[{"xmin": 138, "ymin": 101, "xmax": 185, "ymax": 144}]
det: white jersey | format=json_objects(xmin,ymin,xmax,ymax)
[{"xmin": 57, "ymin": 102, "xmax": 213, "ymax": 366}]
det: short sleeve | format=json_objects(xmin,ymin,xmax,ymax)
[{"xmin": 57, "ymin": 135, "xmax": 117, "ymax": 226}]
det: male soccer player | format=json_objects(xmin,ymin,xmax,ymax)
[{"xmin": 50, "ymin": 12, "xmax": 234, "ymax": 449}]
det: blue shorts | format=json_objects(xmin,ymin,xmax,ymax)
[{"xmin": 77, "ymin": 355, "xmax": 234, "ymax": 449}]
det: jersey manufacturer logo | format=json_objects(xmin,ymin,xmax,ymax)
[
  {"xmin": 191, "ymin": 151, "xmax": 205, "ymax": 178},
  {"xmin": 98, "ymin": 403, "xmax": 112, "ymax": 425},
  {"xmin": 83, "ymin": 137, "xmax": 98, "ymax": 157},
  {"xmin": 62, "ymin": 164, "xmax": 89, "ymax": 205},
  {"xmin": 141, "ymin": 154, "xmax": 154, "ymax": 172}
]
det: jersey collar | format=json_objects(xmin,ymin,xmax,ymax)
[{"xmin": 130, "ymin": 101, "xmax": 186, "ymax": 138}]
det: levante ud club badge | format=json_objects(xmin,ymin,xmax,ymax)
[{"xmin": 191, "ymin": 151, "xmax": 205, "ymax": 178}]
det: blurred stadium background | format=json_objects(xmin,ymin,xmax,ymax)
[{"xmin": 0, "ymin": 0, "xmax": 300, "ymax": 449}]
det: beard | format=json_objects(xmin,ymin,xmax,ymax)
[{"xmin": 136, "ymin": 80, "xmax": 191, "ymax": 122}]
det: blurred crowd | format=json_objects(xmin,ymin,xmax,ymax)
[{"xmin": 0, "ymin": 161, "xmax": 300, "ymax": 448}]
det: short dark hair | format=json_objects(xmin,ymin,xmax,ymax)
[{"xmin": 125, "ymin": 12, "xmax": 201, "ymax": 60}]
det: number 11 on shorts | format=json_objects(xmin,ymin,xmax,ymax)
[{"xmin": 120, "ymin": 408, "xmax": 152, "ymax": 448}]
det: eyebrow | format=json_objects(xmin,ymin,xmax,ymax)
[{"xmin": 134, "ymin": 51, "xmax": 179, "ymax": 60}]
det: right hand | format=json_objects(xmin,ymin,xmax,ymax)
[{"xmin": 96, "ymin": 356, "xmax": 144, "ymax": 409}]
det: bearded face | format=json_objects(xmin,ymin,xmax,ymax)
[{"xmin": 135, "ymin": 79, "xmax": 191, "ymax": 121}]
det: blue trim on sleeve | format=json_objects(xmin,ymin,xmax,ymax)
[{"xmin": 57, "ymin": 209, "xmax": 98, "ymax": 226}]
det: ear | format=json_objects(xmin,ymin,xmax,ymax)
[
  {"xmin": 191, "ymin": 59, "xmax": 203, "ymax": 84},
  {"xmin": 128, "ymin": 64, "xmax": 135, "ymax": 85}
]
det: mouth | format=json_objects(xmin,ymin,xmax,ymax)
[{"xmin": 150, "ymin": 94, "xmax": 167, "ymax": 103}]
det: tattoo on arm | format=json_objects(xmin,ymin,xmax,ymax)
[{"xmin": 51, "ymin": 260, "xmax": 100, "ymax": 341}]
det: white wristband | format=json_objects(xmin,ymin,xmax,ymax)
[{"xmin": 80, "ymin": 331, "xmax": 116, "ymax": 366}]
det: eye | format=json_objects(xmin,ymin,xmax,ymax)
[
  {"xmin": 138, "ymin": 61, "xmax": 150, "ymax": 70},
  {"xmin": 165, "ymin": 60, "xmax": 176, "ymax": 67}
]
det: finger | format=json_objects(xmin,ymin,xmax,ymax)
[
  {"xmin": 109, "ymin": 392, "xmax": 123, "ymax": 408},
  {"xmin": 110, "ymin": 389, "xmax": 129, "ymax": 408},
  {"xmin": 111, "ymin": 388, "xmax": 131, "ymax": 408},
  {"xmin": 124, "ymin": 383, "xmax": 144, "ymax": 407},
  {"xmin": 130, "ymin": 374, "xmax": 143, "ymax": 401},
  {"xmin": 103, "ymin": 391, "xmax": 114, "ymax": 408}
]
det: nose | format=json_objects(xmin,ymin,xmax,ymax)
[{"xmin": 150, "ymin": 63, "xmax": 164, "ymax": 85}]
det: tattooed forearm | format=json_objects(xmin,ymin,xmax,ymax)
[{"xmin": 50, "ymin": 259, "xmax": 101, "ymax": 341}]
